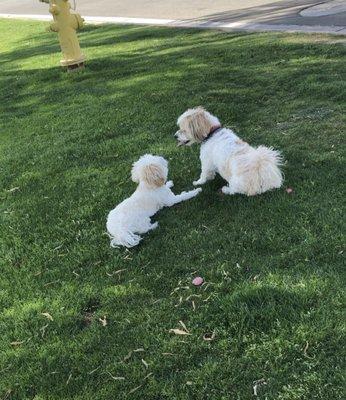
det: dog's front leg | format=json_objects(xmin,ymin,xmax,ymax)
[
  {"xmin": 166, "ymin": 188, "xmax": 202, "ymax": 206},
  {"xmin": 193, "ymin": 169, "xmax": 215, "ymax": 186},
  {"xmin": 193, "ymin": 156, "xmax": 215, "ymax": 186}
]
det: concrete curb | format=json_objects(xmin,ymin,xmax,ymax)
[
  {"xmin": 300, "ymin": 0, "xmax": 346, "ymax": 17},
  {"xmin": 1, "ymin": 13, "xmax": 345, "ymax": 35}
]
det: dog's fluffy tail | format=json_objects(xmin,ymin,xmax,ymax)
[
  {"xmin": 241, "ymin": 146, "xmax": 283, "ymax": 196},
  {"xmin": 107, "ymin": 225, "xmax": 141, "ymax": 248}
]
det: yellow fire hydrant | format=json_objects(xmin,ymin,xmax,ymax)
[{"xmin": 40, "ymin": 0, "xmax": 85, "ymax": 71}]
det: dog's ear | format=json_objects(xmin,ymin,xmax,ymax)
[
  {"xmin": 143, "ymin": 164, "xmax": 165, "ymax": 187},
  {"xmin": 131, "ymin": 160, "xmax": 141, "ymax": 183},
  {"xmin": 186, "ymin": 107, "xmax": 212, "ymax": 142}
]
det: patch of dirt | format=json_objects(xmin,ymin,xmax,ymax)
[{"xmin": 81, "ymin": 298, "xmax": 101, "ymax": 328}]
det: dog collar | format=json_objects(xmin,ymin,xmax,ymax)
[{"xmin": 202, "ymin": 126, "xmax": 223, "ymax": 143}]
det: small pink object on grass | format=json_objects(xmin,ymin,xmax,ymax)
[
  {"xmin": 286, "ymin": 187, "xmax": 293, "ymax": 194},
  {"xmin": 192, "ymin": 277, "xmax": 204, "ymax": 286}
]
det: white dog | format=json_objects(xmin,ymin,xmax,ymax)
[
  {"xmin": 107, "ymin": 154, "xmax": 201, "ymax": 248},
  {"xmin": 175, "ymin": 107, "xmax": 283, "ymax": 196}
]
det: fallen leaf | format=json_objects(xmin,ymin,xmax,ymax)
[
  {"xmin": 128, "ymin": 385, "xmax": 142, "ymax": 394},
  {"xmin": 169, "ymin": 329, "xmax": 191, "ymax": 335},
  {"xmin": 171, "ymin": 286, "xmax": 189, "ymax": 295},
  {"xmin": 253, "ymin": 378, "xmax": 267, "ymax": 396},
  {"xmin": 203, "ymin": 294, "xmax": 213, "ymax": 302},
  {"xmin": 123, "ymin": 351, "xmax": 132, "ymax": 361},
  {"xmin": 203, "ymin": 283, "xmax": 210, "ymax": 291},
  {"xmin": 41, "ymin": 312, "xmax": 53, "ymax": 321},
  {"xmin": 10, "ymin": 341, "xmax": 24, "ymax": 346},
  {"xmin": 303, "ymin": 341, "xmax": 313, "ymax": 358},
  {"xmin": 114, "ymin": 269, "xmax": 127, "ymax": 274},
  {"xmin": 7, "ymin": 187, "xmax": 19, "ymax": 193},
  {"xmin": 185, "ymin": 294, "xmax": 201, "ymax": 301},
  {"xmin": 66, "ymin": 373, "xmax": 72, "ymax": 385},
  {"xmin": 203, "ymin": 332, "xmax": 216, "ymax": 341},
  {"xmin": 170, "ymin": 287, "xmax": 181, "ymax": 295},
  {"xmin": 174, "ymin": 296, "xmax": 183, "ymax": 307},
  {"xmin": 88, "ymin": 366, "xmax": 101, "ymax": 375},
  {"xmin": 179, "ymin": 320, "xmax": 189, "ymax": 332},
  {"xmin": 106, "ymin": 371, "xmax": 125, "ymax": 380},
  {"xmin": 40, "ymin": 324, "xmax": 49, "ymax": 338},
  {"xmin": 44, "ymin": 280, "xmax": 60, "ymax": 287}
]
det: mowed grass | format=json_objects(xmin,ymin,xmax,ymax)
[{"xmin": 0, "ymin": 18, "xmax": 345, "ymax": 400}]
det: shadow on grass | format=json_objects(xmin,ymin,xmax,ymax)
[
  {"xmin": 1, "ymin": 24, "xmax": 344, "ymax": 126},
  {"xmin": 1, "ymin": 22, "xmax": 345, "ymax": 400}
]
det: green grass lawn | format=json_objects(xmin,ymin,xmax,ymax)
[{"xmin": 0, "ymin": 18, "xmax": 345, "ymax": 400}]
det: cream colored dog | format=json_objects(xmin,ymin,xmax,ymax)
[
  {"xmin": 107, "ymin": 154, "xmax": 201, "ymax": 248},
  {"xmin": 175, "ymin": 107, "xmax": 283, "ymax": 196}
]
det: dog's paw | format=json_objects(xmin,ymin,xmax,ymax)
[
  {"xmin": 194, "ymin": 187, "xmax": 202, "ymax": 194},
  {"xmin": 166, "ymin": 180, "xmax": 174, "ymax": 188},
  {"xmin": 193, "ymin": 179, "xmax": 204, "ymax": 186},
  {"xmin": 150, "ymin": 222, "xmax": 159, "ymax": 230},
  {"xmin": 221, "ymin": 186, "xmax": 236, "ymax": 195}
]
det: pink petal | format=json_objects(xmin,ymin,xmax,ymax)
[
  {"xmin": 286, "ymin": 187, "xmax": 293, "ymax": 194},
  {"xmin": 192, "ymin": 277, "xmax": 204, "ymax": 286}
]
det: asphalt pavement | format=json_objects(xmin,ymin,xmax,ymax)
[{"xmin": 0, "ymin": 0, "xmax": 345, "ymax": 34}]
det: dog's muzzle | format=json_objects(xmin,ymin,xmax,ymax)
[{"xmin": 174, "ymin": 130, "xmax": 190, "ymax": 146}]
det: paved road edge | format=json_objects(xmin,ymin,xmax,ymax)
[{"xmin": 1, "ymin": 13, "xmax": 345, "ymax": 35}]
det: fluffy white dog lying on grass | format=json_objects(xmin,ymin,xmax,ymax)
[
  {"xmin": 107, "ymin": 154, "xmax": 201, "ymax": 248},
  {"xmin": 175, "ymin": 107, "xmax": 283, "ymax": 196}
]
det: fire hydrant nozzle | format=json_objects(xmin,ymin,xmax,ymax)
[{"xmin": 41, "ymin": 0, "xmax": 86, "ymax": 71}]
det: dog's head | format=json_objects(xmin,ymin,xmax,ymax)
[
  {"xmin": 131, "ymin": 154, "xmax": 168, "ymax": 188},
  {"xmin": 174, "ymin": 106, "xmax": 221, "ymax": 146}
]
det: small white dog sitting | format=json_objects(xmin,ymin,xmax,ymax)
[
  {"xmin": 175, "ymin": 107, "xmax": 283, "ymax": 196},
  {"xmin": 107, "ymin": 154, "xmax": 201, "ymax": 248}
]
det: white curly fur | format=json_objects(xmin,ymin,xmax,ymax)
[
  {"xmin": 175, "ymin": 107, "xmax": 283, "ymax": 196},
  {"xmin": 106, "ymin": 154, "xmax": 201, "ymax": 247}
]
